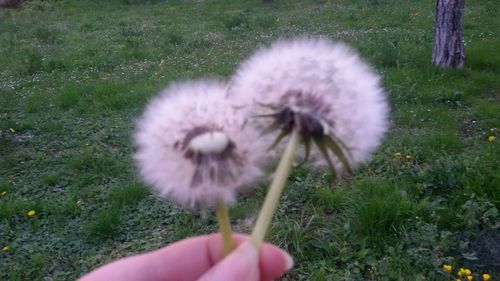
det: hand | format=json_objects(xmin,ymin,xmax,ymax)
[{"xmin": 79, "ymin": 233, "xmax": 294, "ymax": 281}]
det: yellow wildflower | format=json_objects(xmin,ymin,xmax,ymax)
[
  {"xmin": 1, "ymin": 191, "xmax": 6, "ymax": 197},
  {"xmin": 483, "ymin": 274, "xmax": 491, "ymax": 281},
  {"xmin": 405, "ymin": 155, "xmax": 411, "ymax": 159},
  {"xmin": 443, "ymin": 264, "xmax": 452, "ymax": 272},
  {"xmin": 487, "ymin": 135, "xmax": 496, "ymax": 142},
  {"xmin": 465, "ymin": 269, "xmax": 472, "ymax": 276},
  {"xmin": 394, "ymin": 152, "xmax": 401, "ymax": 157},
  {"xmin": 457, "ymin": 279, "xmax": 461, "ymax": 281},
  {"xmin": 467, "ymin": 275, "xmax": 474, "ymax": 281},
  {"xmin": 459, "ymin": 268, "xmax": 466, "ymax": 277},
  {"xmin": 2, "ymin": 246, "xmax": 8, "ymax": 252},
  {"xmin": 27, "ymin": 210, "xmax": 36, "ymax": 217}
]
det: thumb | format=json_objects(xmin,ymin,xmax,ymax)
[{"xmin": 197, "ymin": 242, "xmax": 259, "ymax": 281}]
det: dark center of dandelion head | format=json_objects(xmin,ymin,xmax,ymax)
[
  {"xmin": 276, "ymin": 107, "xmax": 325, "ymax": 139},
  {"xmin": 262, "ymin": 91, "xmax": 353, "ymax": 178},
  {"xmin": 268, "ymin": 107, "xmax": 326, "ymax": 149},
  {"xmin": 176, "ymin": 126, "xmax": 243, "ymax": 187}
]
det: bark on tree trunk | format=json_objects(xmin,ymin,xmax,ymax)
[
  {"xmin": 0, "ymin": 0, "xmax": 23, "ymax": 8},
  {"xmin": 432, "ymin": 0, "xmax": 465, "ymax": 68}
]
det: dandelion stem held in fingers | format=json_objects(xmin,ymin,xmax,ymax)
[
  {"xmin": 215, "ymin": 198, "xmax": 235, "ymax": 256},
  {"xmin": 251, "ymin": 128, "xmax": 300, "ymax": 248}
]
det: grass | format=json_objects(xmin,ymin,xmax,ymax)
[{"xmin": 0, "ymin": 0, "xmax": 499, "ymax": 280}]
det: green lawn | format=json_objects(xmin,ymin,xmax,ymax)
[{"xmin": 1, "ymin": 0, "xmax": 499, "ymax": 280}]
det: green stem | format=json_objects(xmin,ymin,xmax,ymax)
[
  {"xmin": 215, "ymin": 199, "xmax": 236, "ymax": 256},
  {"xmin": 251, "ymin": 128, "xmax": 300, "ymax": 248}
]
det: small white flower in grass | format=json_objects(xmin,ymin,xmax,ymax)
[
  {"xmin": 229, "ymin": 38, "xmax": 389, "ymax": 176},
  {"xmin": 134, "ymin": 79, "xmax": 266, "ymax": 209}
]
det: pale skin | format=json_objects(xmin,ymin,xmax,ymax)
[{"xmin": 79, "ymin": 233, "xmax": 293, "ymax": 281}]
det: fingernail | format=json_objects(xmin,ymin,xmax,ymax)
[
  {"xmin": 238, "ymin": 241, "xmax": 259, "ymax": 258},
  {"xmin": 284, "ymin": 252, "xmax": 294, "ymax": 270}
]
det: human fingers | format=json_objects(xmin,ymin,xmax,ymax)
[
  {"xmin": 197, "ymin": 241, "xmax": 259, "ymax": 281},
  {"xmin": 206, "ymin": 234, "xmax": 293, "ymax": 281},
  {"xmin": 78, "ymin": 233, "xmax": 292, "ymax": 281}
]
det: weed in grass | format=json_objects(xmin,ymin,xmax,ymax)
[
  {"xmin": 85, "ymin": 206, "xmax": 121, "ymax": 240},
  {"xmin": 472, "ymin": 100, "xmax": 500, "ymax": 129},
  {"xmin": 467, "ymin": 39, "xmax": 500, "ymax": 71},
  {"xmin": 69, "ymin": 151, "xmax": 126, "ymax": 180},
  {"xmin": 435, "ymin": 90, "xmax": 465, "ymax": 107},
  {"xmin": 415, "ymin": 131, "xmax": 463, "ymax": 155},
  {"xmin": 312, "ymin": 186, "xmax": 349, "ymax": 212},
  {"xmin": 22, "ymin": 50, "xmax": 44, "ymax": 75},
  {"xmin": 41, "ymin": 172, "xmax": 59, "ymax": 186},
  {"xmin": 56, "ymin": 195, "xmax": 85, "ymax": 217},
  {"xmin": 107, "ymin": 183, "xmax": 149, "ymax": 208},
  {"xmin": 32, "ymin": 25, "xmax": 59, "ymax": 45},
  {"xmin": 165, "ymin": 30, "xmax": 184, "ymax": 46},
  {"xmin": 39, "ymin": 120, "xmax": 64, "ymax": 136},
  {"xmin": 229, "ymin": 200, "xmax": 259, "ymax": 221},
  {"xmin": 221, "ymin": 11, "xmax": 250, "ymax": 31},
  {"xmin": 347, "ymin": 179, "xmax": 429, "ymax": 250},
  {"xmin": 57, "ymin": 85, "xmax": 80, "ymax": 110},
  {"xmin": 252, "ymin": 13, "xmax": 277, "ymax": 29}
]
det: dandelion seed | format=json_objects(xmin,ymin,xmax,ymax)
[
  {"xmin": 483, "ymin": 273, "xmax": 491, "ymax": 281},
  {"xmin": 230, "ymin": 37, "xmax": 389, "ymax": 176},
  {"xmin": 487, "ymin": 135, "xmax": 496, "ymax": 142},
  {"xmin": 27, "ymin": 210, "xmax": 36, "ymax": 217},
  {"xmin": 443, "ymin": 264, "xmax": 452, "ymax": 272},
  {"xmin": 134, "ymin": 79, "xmax": 266, "ymax": 209}
]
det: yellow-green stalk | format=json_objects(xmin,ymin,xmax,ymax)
[
  {"xmin": 215, "ymin": 199, "xmax": 236, "ymax": 256},
  {"xmin": 251, "ymin": 128, "xmax": 300, "ymax": 247}
]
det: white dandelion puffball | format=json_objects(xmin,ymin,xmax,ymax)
[
  {"xmin": 229, "ymin": 38, "xmax": 389, "ymax": 171},
  {"xmin": 134, "ymin": 79, "xmax": 266, "ymax": 208}
]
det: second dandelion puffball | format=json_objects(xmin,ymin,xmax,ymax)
[
  {"xmin": 230, "ymin": 38, "xmax": 389, "ymax": 175},
  {"xmin": 134, "ymin": 79, "xmax": 267, "ymax": 209}
]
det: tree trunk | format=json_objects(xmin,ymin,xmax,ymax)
[
  {"xmin": 432, "ymin": 0, "xmax": 465, "ymax": 68},
  {"xmin": 0, "ymin": 0, "xmax": 23, "ymax": 8}
]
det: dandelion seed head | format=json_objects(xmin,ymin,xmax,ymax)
[
  {"xmin": 230, "ymin": 38, "xmax": 389, "ymax": 171},
  {"xmin": 134, "ymin": 79, "xmax": 266, "ymax": 209}
]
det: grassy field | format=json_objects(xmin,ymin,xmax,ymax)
[{"xmin": 1, "ymin": 0, "xmax": 499, "ymax": 280}]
